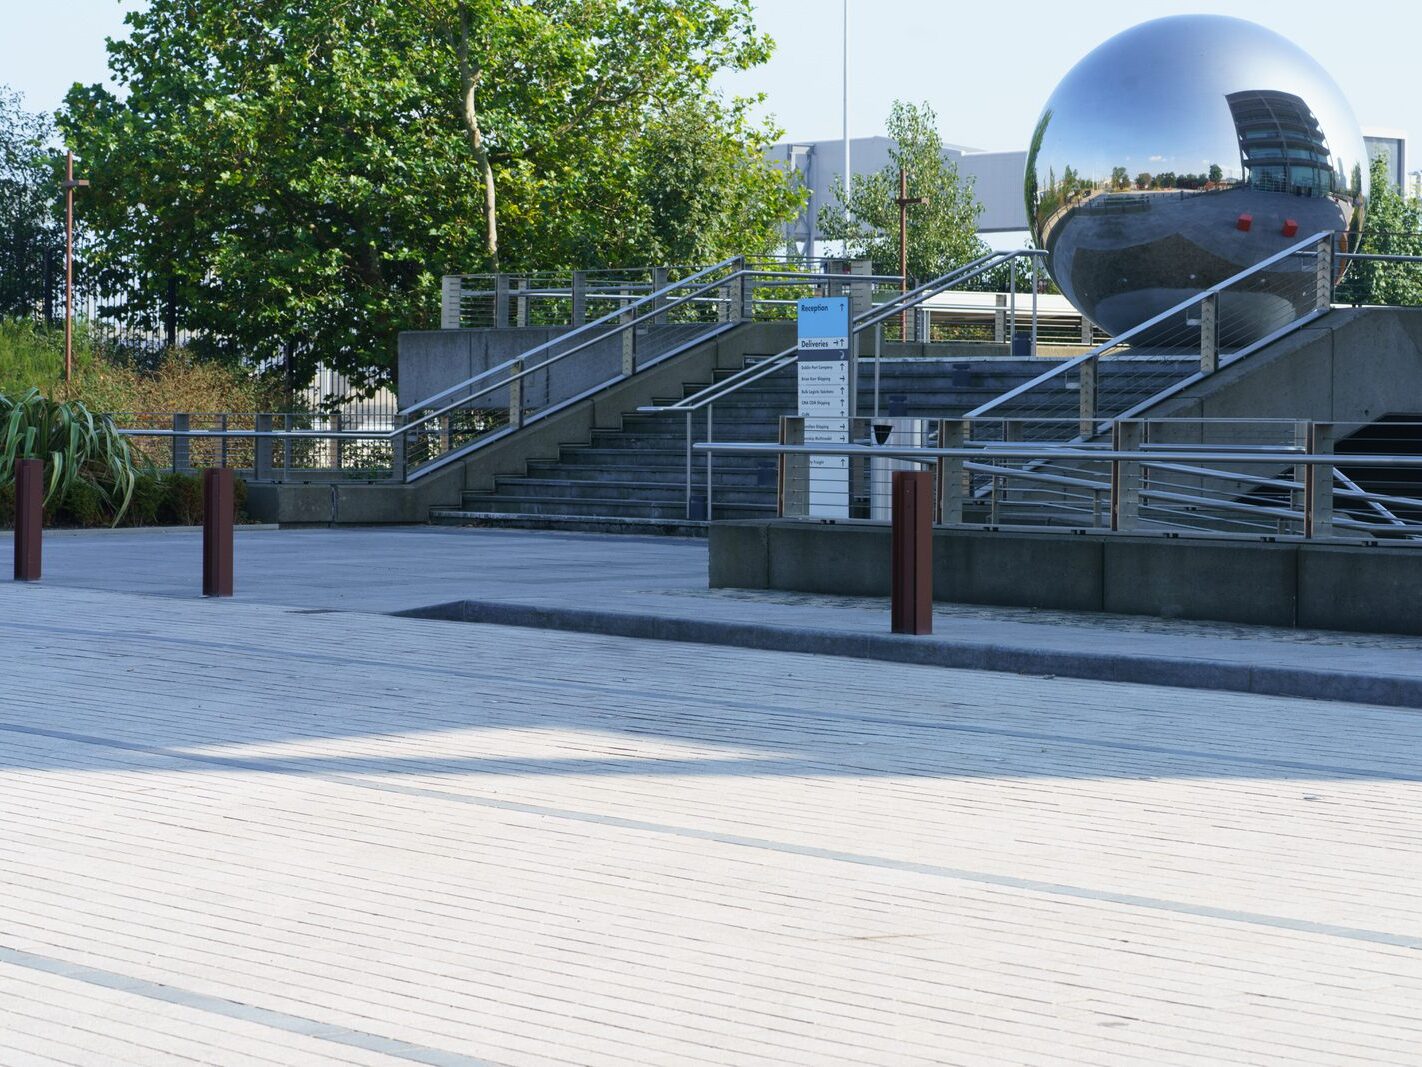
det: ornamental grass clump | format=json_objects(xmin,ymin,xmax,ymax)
[{"xmin": 0, "ymin": 388, "xmax": 140, "ymax": 524}]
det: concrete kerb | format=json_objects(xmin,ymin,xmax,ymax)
[{"xmin": 392, "ymin": 597, "xmax": 1422, "ymax": 710}]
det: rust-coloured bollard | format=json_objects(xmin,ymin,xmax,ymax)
[
  {"xmin": 13, "ymin": 458, "xmax": 43, "ymax": 582},
  {"xmin": 202, "ymin": 468, "xmax": 234, "ymax": 597},
  {"xmin": 891, "ymin": 470, "xmax": 932, "ymax": 635}
]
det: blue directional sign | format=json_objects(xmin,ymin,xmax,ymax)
[{"xmin": 796, "ymin": 297, "xmax": 849, "ymax": 361}]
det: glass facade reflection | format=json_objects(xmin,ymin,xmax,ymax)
[{"xmin": 1026, "ymin": 15, "xmax": 1366, "ymax": 339}]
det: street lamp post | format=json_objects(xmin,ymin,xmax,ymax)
[{"xmin": 896, "ymin": 168, "xmax": 928, "ymax": 339}]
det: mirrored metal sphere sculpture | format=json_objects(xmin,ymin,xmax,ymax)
[{"xmin": 1026, "ymin": 14, "xmax": 1366, "ymax": 340}]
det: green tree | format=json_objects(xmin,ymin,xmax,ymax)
[
  {"xmin": 1134, "ymin": 172, "xmax": 1151, "ymax": 190},
  {"xmin": 59, "ymin": 0, "xmax": 801, "ymax": 390},
  {"xmin": 0, "ymin": 87, "xmax": 62, "ymax": 319},
  {"xmin": 1110, "ymin": 166, "xmax": 1129, "ymax": 191},
  {"xmin": 817, "ymin": 100, "xmax": 983, "ymax": 283},
  {"xmin": 1208, "ymin": 163, "xmax": 1224, "ymax": 184},
  {"xmin": 1340, "ymin": 154, "xmax": 1422, "ymax": 306}
]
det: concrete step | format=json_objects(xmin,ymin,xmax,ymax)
[
  {"xmin": 525, "ymin": 462, "xmax": 776, "ymax": 487},
  {"xmin": 486, "ymin": 477, "xmax": 776, "ymax": 506},
  {"xmin": 457, "ymin": 493, "xmax": 775, "ymax": 521},
  {"xmin": 429, "ymin": 510, "xmax": 710, "ymax": 538}
]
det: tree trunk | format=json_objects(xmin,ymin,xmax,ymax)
[{"xmin": 458, "ymin": 6, "xmax": 498, "ymax": 268}]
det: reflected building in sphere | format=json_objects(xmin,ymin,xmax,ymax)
[{"xmin": 1026, "ymin": 15, "xmax": 1366, "ymax": 341}]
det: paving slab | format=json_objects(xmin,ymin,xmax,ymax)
[
  {"xmin": 5, "ymin": 525, "xmax": 1422, "ymax": 707},
  {"xmin": 2, "ymin": 582, "xmax": 1422, "ymax": 1063}
]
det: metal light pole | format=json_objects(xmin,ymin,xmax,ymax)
[
  {"xmin": 61, "ymin": 151, "xmax": 89, "ymax": 387},
  {"xmin": 842, "ymin": 0, "xmax": 850, "ymax": 227},
  {"xmin": 896, "ymin": 168, "xmax": 927, "ymax": 339}
]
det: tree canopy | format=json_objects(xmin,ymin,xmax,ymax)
[
  {"xmin": 1339, "ymin": 154, "xmax": 1422, "ymax": 306},
  {"xmin": 0, "ymin": 87, "xmax": 62, "ymax": 319},
  {"xmin": 59, "ymin": 0, "xmax": 803, "ymax": 390},
  {"xmin": 816, "ymin": 101, "xmax": 985, "ymax": 285}
]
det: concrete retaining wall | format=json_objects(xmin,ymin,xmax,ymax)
[{"xmin": 710, "ymin": 519, "xmax": 1422, "ymax": 635}]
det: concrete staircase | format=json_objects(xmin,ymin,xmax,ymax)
[{"xmin": 430, "ymin": 357, "xmax": 1063, "ymax": 532}]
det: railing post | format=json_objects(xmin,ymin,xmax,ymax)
[
  {"xmin": 1305, "ymin": 421, "xmax": 1335, "ymax": 539},
  {"xmin": 779, "ymin": 416, "xmax": 806, "ymax": 518},
  {"xmin": 1030, "ymin": 253, "xmax": 1039, "ymax": 356},
  {"xmin": 937, "ymin": 419, "xmax": 964, "ymax": 525},
  {"xmin": 1199, "ymin": 292, "xmax": 1219, "ymax": 374},
  {"xmin": 1080, "ymin": 315, "xmax": 1093, "ymax": 345},
  {"xmin": 172, "ymin": 413, "xmax": 190, "ymax": 474},
  {"xmin": 254, "ymin": 414, "xmax": 273, "ymax": 480},
  {"xmin": 1078, "ymin": 356, "xmax": 1098, "ymax": 438},
  {"xmin": 508, "ymin": 361, "xmax": 524, "ymax": 428},
  {"xmin": 994, "ymin": 293, "xmax": 1007, "ymax": 344},
  {"xmin": 219, "ymin": 414, "xmax": 229, "ymax": 470},
  {"xmin": 391, "ymin": 419, "xmax": 408, "ymax": 482},
  {"xmin": 202, "ymin": 467, "xmax": 234, "ymax": 597},
  {"xmin": 13, "ymin": 458, "xmax": 42, "ymax": 582},
  {"xmin": 891, "ymin": 470, "xmax": 933, "ymax": 635},
  {"xmin": 621, "ymin": 287, "xmax": 636, "ymax": 376},
  {"xmin": 652, "ymin": 267, "xmax": 669, "ymax": 325},
  {"xmin": 1315, "ymin": 235, "xmax": 1334, "ymax": 312},
  {"xmin": 283, "ymin": 412, "xmax": 294, "ymax": 476},
  {"xmin": 1110, "ymin": 420, "xmax": 1143, "ymax": 532},
  {"xmin": 571, "ymin": 270, "xmax": 588, "ymax": 326},
  {"xmin": 332, "ymin": 411, "xmax": 343, "ymax": 475},
  {"xmin": 440, "ymin": 275, "xmax": 463, "ymax": 329},
  {"xmin": 494, "ymin": 273, "xmax": 511, "ymax": 328},
  {"xmin": 727, "ymin": 258, "xmax": 747, "ymax": 322},
  {"xmin": 514, "ymin": 276, "xmax": 528, "ymax": 327}
]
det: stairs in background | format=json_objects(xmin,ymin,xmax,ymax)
[{"xmin": 429, "ymin": 357, "xmax": 1060, "ymax": 533}]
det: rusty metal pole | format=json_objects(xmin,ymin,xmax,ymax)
[
  {"xmin": 13, "ymin": 459, "xmax": 43, "ymax": 582},
  {"xmin": 202, "ymin": 468, "xmax": 234, "ymax": 597},
  {"xmin": 895, "ymin": 168, "xmax": 928, "ymax": 342},
  {"xmin": 890, "ymin": 469, "xmax": 932, "ymax": 635},
  {"xmin": 61, "ymin": 151, "xmax": 89, "ymax": 388}
]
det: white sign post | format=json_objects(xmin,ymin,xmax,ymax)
[{"xmin": 797, "ymin": 297, "xmax": 852, "ymax": 518}]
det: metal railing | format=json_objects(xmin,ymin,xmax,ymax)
[
  {"xmin": 697, "ymin": 416, "xmax": 1422, "ymax": 544},
  {"xmin": 438, "ymin": 255, "xmax": 894, "ymax": 330},
  {"xmin": 637, "ymin": 249, "xmax": 1050, "ymax": 519},
  {"xmin": 965, "ymin": 231, "xmax": 1336, "ymax": 442}
]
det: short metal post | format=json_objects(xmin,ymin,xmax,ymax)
[
  {"xmin": 254, "ymin": 414, "xmax": 274, "ymax": 480},
  {"xmin": 514, "ymin": 276, "xmax": 528, "ymax": 327},
  {"xmin": 202, "ymin": 467, "xmax": 234, "ymax": 597},
  {"xmin": 571, "ymin": 270, "xmax": 588, "ymax": 326},
  {"xmin": 621, "ymin": 288, "xmax": 635, "ymax": 376},
  {"xmin": 652, "ymin": 267, "xmax": 669, "ymax": 325},
  {"xmin": 1111, "ymin": 420, "xmax": 1143, "ymax": 531},
  {"xmin": 1305, "ymin": 422, "xmax": 1335, "ymax": 539},
  {"xmin": 1030, "ymin": 254, "xmax": 1039, "ymax": 356},
  {"xmin": 494, "ymin": 274, "xmax": 511, "ymax": 327},
  {"xmin": 440, "ymin": 275, "xmax": 463, "ymax": 329},
  {"xmin": 13, "ymin": 458, "xmax": 42, "ymax": 582},
  {"xmin": 705, "ymin": 404, "xmax": 714, "ymax": 521},
  {"xmin": 1199, "ymin": 292, "xmax": 1219, "ymax": 374},
  {"xmin": 1315, "ymin": 236, "xmax": 1334, "ymax": 312},
  {"xmin": 1078, "ymin": 357, "xmax": 1098, "ymax": 438},
  {"xmin": 937, "ymin": 420, "xmax": 965, "ymax": 524},
  {"xmin": 508, "ymin": 362, "xmax": 524, "ymax": 428},
  {"xmin": 172, "ymin": 413, "xmax": 190, "ymax": 474},
  {"xmin": 891, "ymin": 470, "xmax": 932, "ymax": 635}
]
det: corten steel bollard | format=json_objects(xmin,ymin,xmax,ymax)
[
  {"xmin": 13, "ymin": 458, "xmax": 43, "ymax": 582},
  {"xmin": 890, "ymin": 470, "xmax": 932, "ymax": 635},
  {"xmin": 202, "ymin": 467, "xmax": 234, "ymax": 598}
]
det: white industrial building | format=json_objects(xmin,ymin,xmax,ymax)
[{"xmin": 774, "ymin": 127, "xmax": 1407, "ymax": 257}]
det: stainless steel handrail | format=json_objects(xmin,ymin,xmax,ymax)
[{"xmin": 964, "ymin": 231, "xmax": 1332, "ymax": 422}]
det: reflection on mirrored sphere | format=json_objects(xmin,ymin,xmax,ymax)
[{"xmin": 1026, "ymin": 14, "xmax": 1366, "ymax": 341}]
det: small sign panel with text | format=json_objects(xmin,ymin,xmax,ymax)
[{"xmin": 796, "ymin": 297, "xmax": 851, "ymax": 517}]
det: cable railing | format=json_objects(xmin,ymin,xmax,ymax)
[
  {"xmin": 696, "ymin": 416, "xmax": 1422, "ymax": 544},
  {"xmin": 635, "ymin": 249, "xmax": 1049, "ymax": 519},
  {"xmin": 966, "ymin": 232, "xmax": 1336, "ymax": 443}
]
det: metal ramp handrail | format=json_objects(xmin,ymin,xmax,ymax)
[{"xmin": 964, "ymin": 231, "xmax": 1335, "ymax": 438}]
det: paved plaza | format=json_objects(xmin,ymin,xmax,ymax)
[{"xmin": 2, "ymin": 528, "xmax": 1422, "ymax": 1063}]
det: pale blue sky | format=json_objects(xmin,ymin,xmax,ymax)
[{"xmin": 4, "ymin": 0, "xmax": 1419, "ymax": 159}]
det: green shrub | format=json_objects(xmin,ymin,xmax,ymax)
[
  {"xmin": 59, "ymin": 479, "xmax": 107, "ymax": 528},
  {"xmin": 1, "ymin": 388, "xmax": 138, "ymax": 522},
  {"xmin": 162, "ymin": 472, "xmax": 205, "ymax": 525}
]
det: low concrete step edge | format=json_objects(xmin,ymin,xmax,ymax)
[{"xmin": 392, "ymin": 598, "xmax": 1422, "ymax": 711}]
